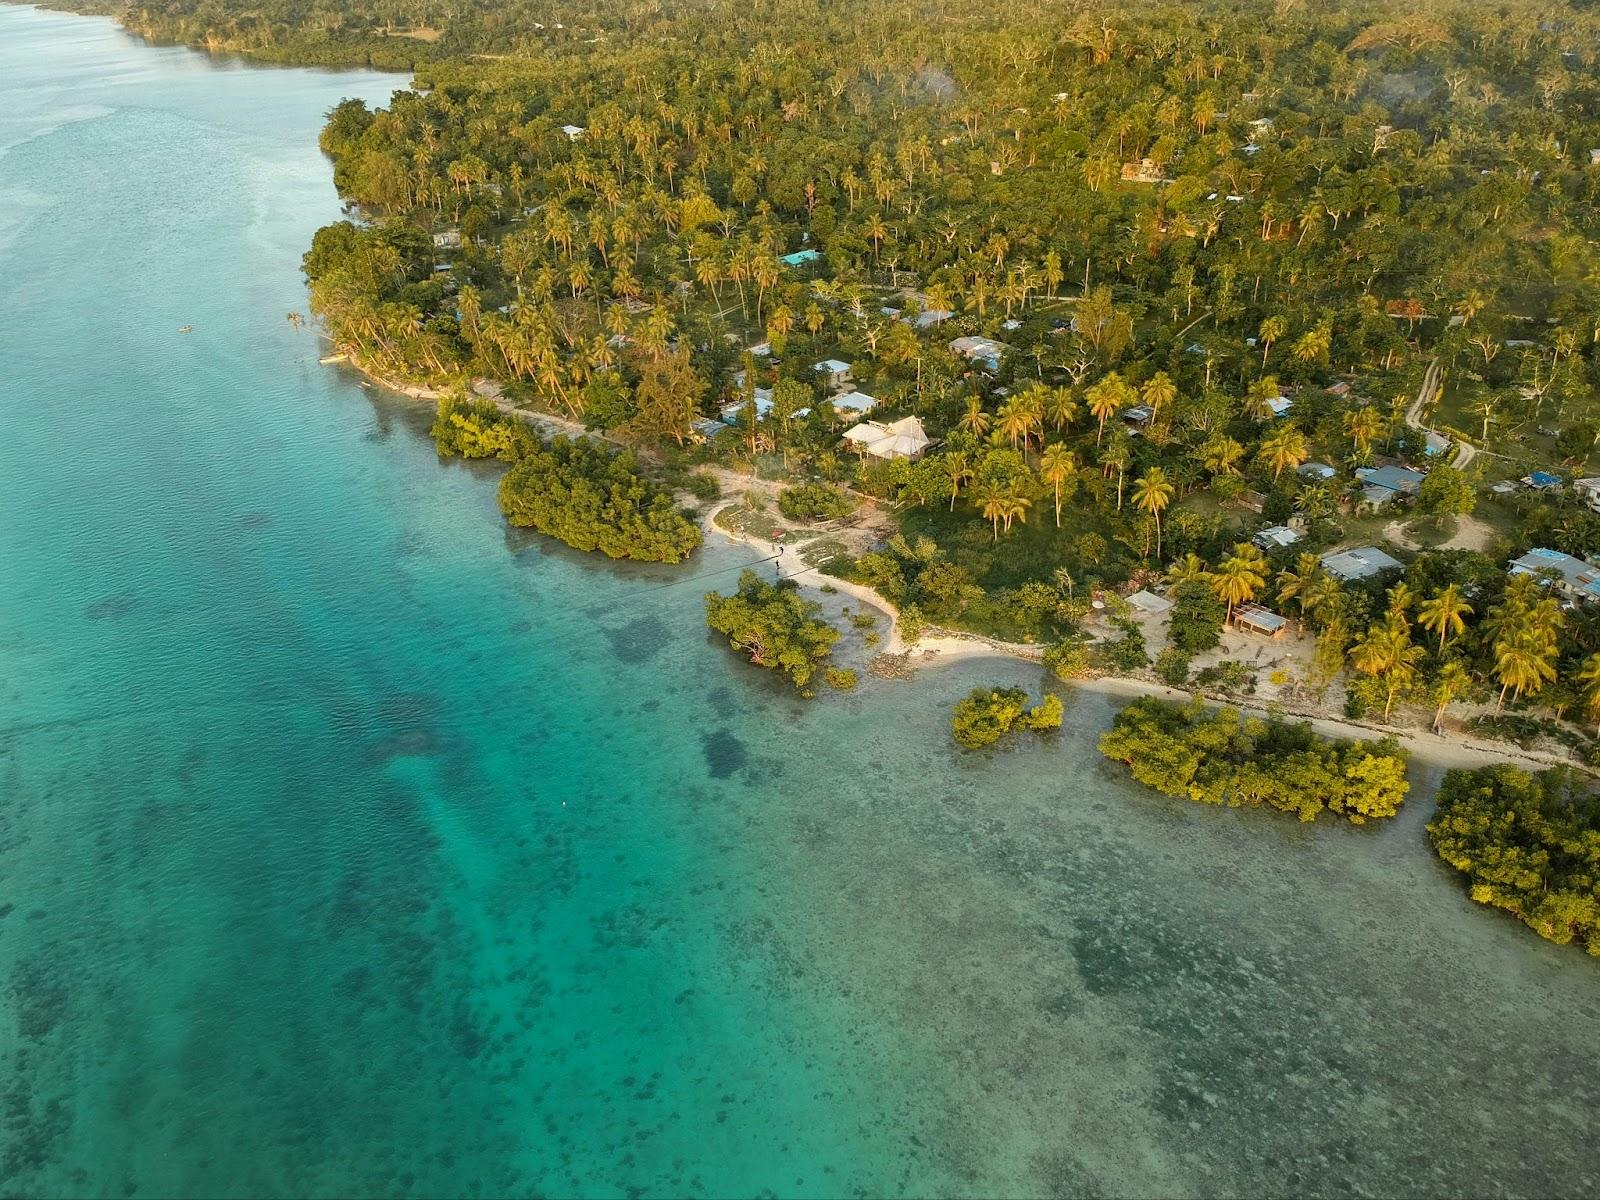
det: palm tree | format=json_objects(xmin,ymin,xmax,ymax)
[
  {"xmin": 1086, "ymin": 373, "xmax": 1131, "ymax": 445},
  {"xmin": 1257, "ymin": 425, "xmax": 1310, "ymax": 481},
  {"xmin": 1418, "ymin": 584, "xmax": 1473, "ymax": 653},
  {"xmin": 1275, "ymin": 553, "xmax": 1322, "ymax": 633},
  {"xmin": 1045, "ymin": 387, "xmax": 1078, "ymax": 432},
  {"xmin": 944, "ymin": 452, "xmax": 974, "ymax": 511},
  {"xmin": 1141, "ymin": 371, "xmax": 1178, "ymax": 418},
  {"xmin": 1212, "ymin": 544, "xmax": 1267, "ymax": 622},
  {"xmin": 1258, "ymin": 314, "xmax": 1286, "ymax": 364},
  {"xmin": 997, "ymin": 487, "xmax": 1032, "ymax": 535},
  {"xmin": 1167, "ymin": 552, "xmax": 1211, "ymax": 589},
  {"xmin": 1202, "ymin": 435, "xmax": 1244, "ymax": 477},
  {"xmin": 1242, "ymin": 376, "xmax": 1281, "ymax": 421},
  {"xmin": 1431, "ymin": 658, "xmax": 1472, "ymax": 732},
  {"xmin": 975, "ymin": 482, "xmax": 1007, "ymax": 542},
  {"xmin": 1131, "ymin": 467, "xmax": 1176, "ymax": 559},
  {"xmin": 1349, "ymin": 614, "xmax": 1424, "ymax": 720},
  {"xmin": 1038, "ymin": 444, "xmax": 1076, "ymax": 527},
  {"xmin": 958, "ymin": 397, "xmax": 992, "ymax": 437},
  {"xmin": 1575, "ymin": 653, "xmax": 1600, "ymax": 724},
  {"xmin": 1342, "ymin": 406, "xmax": 1384, "ymax": 458},
  {"xmin": 1493, "ymin": 628, "xmax": 1558, "ymax": 711},
  {"xmin": 286, "ymin": 311, "xmax": 305, "ymax": 329},
  {"xmin": 997, "ymin": 398, "xmax": 1032, "ymax": 450}
]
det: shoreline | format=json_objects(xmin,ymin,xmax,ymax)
[{"xmin": 349, "ymin": 353, "xmax": 1590, "ymax": 780}]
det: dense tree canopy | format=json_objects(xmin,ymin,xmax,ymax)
[
  {"xmin": 1428, "ymin": 764, "xmax": 1600, "ymax": 954},
  {"xmin": 1099, "ymin": 695, "xmax": 1409, "ymax": 822},
  {"xmin": 705, "ymin": 569, "xmax": 841, "ymax": 691}
]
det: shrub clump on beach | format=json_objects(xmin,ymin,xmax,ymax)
[
  {"xmin": 1098, "ymin": 696, "xmax": 1408, "ymax": 824},
  {"xmin": 431, "ymin": 394, "xmax": 536, "ymax": 460},
  {"xmin": 705, "ymin": 570, "xmax": 842, "ymax": 694},
  {"xmin": 1428, "ymin": 764, "xmax": 1600, "ymax": 955},
  {"xmin": 778, "ymin": 482, "xmax": 856, "ymax": 522},
  {"xmin": 498, "ymin": 437, "xmax": 702, "ymax": 563},
  {"xmin": 432, "ymin": 395, "xmax": 701, "ymax": 563},
  {"xmin": 951, "ymin": 687, "xmax": 1062, "ymax": 750}
]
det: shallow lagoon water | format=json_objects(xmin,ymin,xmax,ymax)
[{"xmin": 1, "ymin": 8, "xmax": 1598, "ymax": 1197}]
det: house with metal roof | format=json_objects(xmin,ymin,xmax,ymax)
[
  {"xmin": 1252, "ymin": 525, "xmax": 1303, "ymax": 552},
  {"xmin": 948, "ymin": 336, "xmax": 1008, "ymax": 370},
  {"xmin": 1231, "ymin": 604, "xmax": 1287, "ymax": 638},
  {"xmin": 830, "ymin": 391, "xmax": 877, "ymax": 416},
  {"xmin": 910, "ymin": 308, "xmax": 954, "ymax": 330},
  {"xmin": 779, "ymin": 249, "xmax": 822, "ymax": 267},
  {"xmin": 813, "ymin": 359, "xmax": 853, "ymax": 391},
  {"xmin": 1266, "ymin": 395, "xmax": 1294, "ymax": 417},
  {"xmin": 1298, "ymin": 462, "xmax": 1336, "ymax": 481},
  {"xmin": 1321, "ymin": 546, "xmax": 1404, "ymax": 582},
  {"xmin": 1355, "ymin": 464, "xmax": 1426, "ymax": 508},
  {"xmin": 1508, "ymin": 547, "xmax": 1600, "ymax": 603}
]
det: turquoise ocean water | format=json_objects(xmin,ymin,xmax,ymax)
[{"xmin": 1, "ymin": 7, "xmax": 1598, "ymax": 1196}]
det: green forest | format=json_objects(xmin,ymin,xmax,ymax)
[{"xmin": 85, "ymin": 0, "xmax": 1600, "ymax": 745}]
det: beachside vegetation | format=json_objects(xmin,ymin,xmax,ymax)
[
  {"xmin": 705, "ymin": 570, "xmax": 842, "ymax": 693},
  {"xmin": 951, "ymin": 687, "xmax": 1063, "ymax": 750},
  {"xmin": 777, "ymin": 483, "xmax": 856, "ymax": 523},
  {"xmin": 497, "ymin": 437, "xmax": 702, "ymax": 562},
  {"xmin": 1428, "ymin": 764, "xmax": 1600, "ymax": 955},
  {"xmin": 1098, "ymin": 696, "xmax": 1409, "ymax": 823}
]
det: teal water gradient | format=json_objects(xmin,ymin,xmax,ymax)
[{"xmin": 2, "ymin": 8, "xmax": 1599, "ymax": 1197}]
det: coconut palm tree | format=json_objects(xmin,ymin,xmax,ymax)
[
  {"xmin": 1202, "ymin": 434, "xmax": 1245, "ymax": 477},
  {"xmin": 1257, "ymin": 425, "xmax": 1310, "ymax": 481},
  {"xmin": 973, "ymin": 482, "xmax": 1006, "ymax": 541},
  {"xmin": 943, "ymin": 452, "xmax": 974, "ymax": 511},
  {"xmin": 1086, "ymin": 373, "xmax": 1131, "ymax": 445},
  {"xmin": 1141, "ymin": 371, "xmax": 1178, "ymax": 418},
  {"xmin": 1167, "ymin": 552, "xmax": 1211, "ymax": 588},
  {"xmin": 1430, "ymin": 658, "xmax": 1472, "ymax": 732},
  {"xmin": 997, "ymin": 486, "xmax": 1032, "ymax": 535},
  {"xmin": 1418, "ymin": 584, "xmax": 1472, "ymax": 653},
  {"xmin": 1131, "ymin": 466, "xmax": 1176, "ymax": 559},
  {"xmin": 1493, "ymin": 628, "xmax": 1558, "ymax": 711},
  {"xmin": 1212, "ymin": 544, "xmax": 1267, "ymax": 622},
  {"xmin": 1038, "ymin": 444, "xmax": 1076, "ymax": 527},
  {"xmin": 1275, "ymin": 553, "xmax": 1322, "ymax": 633},
  {"xmin": 1045, "ymin": 387, "xmax": 1078, "ymax": 432},
  {"xmin": 958, "ymin": 397, "xmax": 992, "ymax": 438},
  {"xmin": 1342, "ymin": 406, "xmax": 1384, "ymax": 458},
  {"xmin": 1575, "ymin": 653, "xmax": 1600, "ymax": 724},
  {"xmin": 1349, "ymin": 614, "xmax": 1424, "ymax": 720}
]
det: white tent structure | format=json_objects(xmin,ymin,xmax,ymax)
[{"xmin": 842, "ymin": 416, "xmax": 932, "ymax": 461}]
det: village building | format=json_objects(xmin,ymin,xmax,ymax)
[
  {"xmin": 432, "ymin": 229, "xmax": 462, "ymax": 250},
  {"xmin": 560, "ymin": 124, "xmax": 586, "ymax": 141},
  {"xmin": 830, "ymin": 391, "xmax": 877, "ymax": 417},
  {"xmin": 1252, "ymin": 525, "xmax": 1303, "ymax": 552},
  {"xmin": 842, "ymin": 416, "xmax": 932, "ymax": 461},
  {"xmin": 1355, "ymin": 464, "xmax": 1426, "ymax": 508},
  {"xmin": 948, "ymin": 336, "xmax": 1008, "ymax": 370},
  {"xmin": 1508, "ymin": 547, "xmax": 1600, "ymax": 604},
  {"xmin": 1231, "ymin": 604, "xmax": 1287, "ymax": 639},
  {"xmin": 812, "ymin": 359, "xmax": 853, "ymax": 391},
  {"xmin": 1321, "ymin": 545, "xmax": 1404, "ymax": 582}
]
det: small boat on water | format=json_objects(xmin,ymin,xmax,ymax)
[
  {"xmin": 319, "ymin": 353, "xmax": 347, "ymax": 365},
  {"xmin": 178, "ymin": 325, "xmax": 192, "ymax": 333}
]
